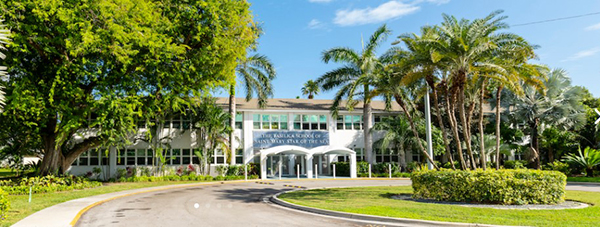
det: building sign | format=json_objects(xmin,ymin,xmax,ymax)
[{"xmin": 253, "ymin": 131, "xmax": 329, "ymax": 149}]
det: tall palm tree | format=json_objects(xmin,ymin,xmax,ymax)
[
  {"xmin": 394, "ymin": 25, "xmax": 460, "ymax": 169},
  {"xmin": 0, "ymin": 21, "xmax": 10, "ymax": 108},
  {"xmin": 372, "ymin": 116, "xmax": 413, "ymax": 169},
  {"xmin": 315, "ymin": 24, "xmax": 390, "ymax": 165},
  {"xmin": 509, "ymin": 68, "xmax": 586, "ymax": 169},
  {"xmin": 229, "ymin": 54, "xmax": 276, "ymax": 165},
  {"xmin": 301, "ymin": 80, "xmax": 320, "ymax": 99},
  {"xmin": 424, "ymin": 10, "xmax": 537, "ymax": 169}
]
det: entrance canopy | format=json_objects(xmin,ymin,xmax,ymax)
[{"xmin": 258, "ymin": 145, "xmax": 357, "ymax": 180}]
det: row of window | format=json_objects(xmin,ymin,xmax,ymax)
[
  {"xmin": 348, "ymin": 148, "xmax": 422, "ymax": 163},
  {"xmin": 131, "ymin": 113, "xmax": 388, "ymax": 131},
  {"xmin": 74, "ymin": 148, "xmax": 244, "ymax": 166}
]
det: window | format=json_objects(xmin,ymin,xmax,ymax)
[
  {"xmin": 126, "ymin": 149, "xmax": 136, "ymax": 165},
  {"xmin": 136, "ymin": 149, "xmax": 146, "ymax": 165},
  {"xmin": 293, "ymin": 114, "xmax": 327, "ymax": 130},
  {"xmin": 235, "ymin": 113, "xmax": 243, "ymax": 129},
  {"xmin": 353, "ymin": 148, "xmax": 364, "ymax": 162},
  {"xmin": 76, "ymin": 149, "xmax": 108, "ymax": 166},
  {"xmin": 412, "ymin": 151, "xmax": 422, "ymax": 163},
  {"xmin": 182, "ymin": 149, "xmax": 191, "ymax": 165},
  {"xmin": 336, "ymin": 115, "xmax": 362, "ymax": 130},
  {"xmin": 235, "ymin": 148, "xmax": 244, "ymax": 164},
  {"xmin": 253, "ymin": 114, "xmax": 288, "ymax": 130},
  {"xmin": 172, "ymin": 149, "xmax": 181, "ymax": 165},
  {"xmin": 214, "ymin": 149, "xmax": 226, "ymax": 164}
]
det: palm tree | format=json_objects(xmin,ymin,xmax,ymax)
[
  {"xmin": 563, "ymin": 147, "xmax": 600, "ymax": 177},
  {"xmin": 509, "ymin": 68, "xmax": 586, "ymax": 169},
  {"xmin": 229, "ymin": 54, "xmax": 276, "ymax": 165},
  {"xmin": 471, "ymin": 133, "xmax": 512, "ymax": 165},
  {"xmin": 423, "ymin": 10, "xmax": 537, "ymax": 169},
  {"xmin": 301, "ymin": 80, "xmax": 320, "ymax": 99},
  {"xmin": 372, "ymin": 115, "xmax": 416, "ymax": 169},
  {"xmin": 393, "ymin": 25, "xmax": 459, "ymax": 169},
  {"xmin": 315, "ymin": 24, "xmax": 390, "ymax": 165},
  {"xmin": 0, "ymin": 21, "xmax": 10, "ymax": 108},
  {"xmin": 193, "ymin": 98, "xmax": 232, "ymax": 174}
]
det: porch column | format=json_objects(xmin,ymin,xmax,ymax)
[
  {"xmin": 350, "ymin": 153, "xmax": 357, "ymax": 178},
  {"xmin": 306, "ymin": 155, "xmax": 313, "ymax": 179},
  {"xmin": 318, "ymin": 155, "xmax": 323, "ymax": 175},
  {"xmin": 260, "ymin": 153, "xmax": 267, "ymax": 180}
]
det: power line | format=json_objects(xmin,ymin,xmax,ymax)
[{"xmin": 512, "ymin": 11, "xmax": 600, "ymax": 27}]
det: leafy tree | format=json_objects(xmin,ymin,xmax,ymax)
[
  {"xmin": 301, "ymin": 80, "xmax": 320, "ymax": 99},
  {"xmin": 471, "ymin": 134, "xmax": 511, "ymax": 164},
  {"xmin": 563, "ymin": 147, "xmax": 600, "ymax": 177},
  {"xmin": 316, "ymin": 24, "xmax": 390, "ymax": 165},
  {"xmin": 229, "ymin": 53, "xmax": 276, "ymax": 164},
  {"xmin": 508, "ymin": 69, "xmax": 586, "ymax": 169},
  {"xmin": 575, "ymin": 87, "xmax": 600, "ymax": 149},
  {"xmin": 372, "ymin": 115, "xmax": 415, "ymax": 169},
  {"xmin": 1, "ymin": 0, "xmax": 258, "ymax": 175},
  {"xmin": 541, "ymin": 127, "xmax": 579, "ymax": 163}
]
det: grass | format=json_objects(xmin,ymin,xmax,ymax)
[
  {"xmin": 279, "ymin": 186, "xmax": 600, "ymax": 227},
  {"xmin": 1, "ymin": 181, "xmax": 211, "ymax": 227},
  {"xmin": 0, "ymin": 168, "xmax": 31, "ymax": 179},
  {"xmin": 567, "ymin": 176, "xmax": 600, "ymax": 183}
]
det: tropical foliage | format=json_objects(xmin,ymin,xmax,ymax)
[
  {"xmin": 301, "ymin": 80, "xmax": 320, "ymax": 99},
  {"xmin": 563, "ymin": 147, "xmax": 600, "ymax": 177},
  {"xmin": 0, "ymin": 0, "xmax": 258, "ymax": 175}
]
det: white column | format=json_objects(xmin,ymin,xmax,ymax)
[
  {"xmin": 425, "ymin": 91, "xmax": 434, "ymax": 170},
  {"xmin": 243, "ymin": 112, "xmax": 254, "ymax": 165},
  {"xmin": 260, "ymin": 153, "xmax": 267, "ymax": 180},
  {"xmin": 350, "ymin": 153, "xmax": 357, "ymax": 178},
  {"xmin": 301, "ymin": 156, "xmax": 305, "ymax": 175},
  {"xmin": 306, "ymin": 155, "xmax": 313, "ymax": 179}
]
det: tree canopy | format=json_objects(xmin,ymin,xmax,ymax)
[{"xmin": 0, "ymin": 0, "xmax": 259, "ymax": 175}]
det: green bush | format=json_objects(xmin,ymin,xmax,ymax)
[
  {"xmin": 0, "ymin": 188, "xmax": 9, "ymax": 220},
  {"xmin": 0, "ymin": 175, "xmax": 102, "ymax": 195},
  {"xmin": 357, "ymin": 161, "xmax": 369, "ymax": 175},
  {"xmin": 545, "ymin": 161, "xmax": 571, "ymax": 176},
  {"xmin": 503, "ymin": 160, "xmax": 527, "ymax": 169},
  {"xmin": 411, "ymin": 169, "xmax": 566, "ymax": 205},
  {"xmin": 331, "ymin": 162, "xmax": 350, "ymax": 176}
]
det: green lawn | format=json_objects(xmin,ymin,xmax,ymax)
[
  {"xmin": 567, "ymin": 177, "xmax": 600, "ymax": 183},
  {"xmin": 279, "ymin": 186, "xmax": 600, "ymax": 227},
  {"xmin": 1, "ymin": 181, "xmax": 210, "ymax": 227}
]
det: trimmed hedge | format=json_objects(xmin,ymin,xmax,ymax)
[
  {"xmin": 411, "ymin": 169, "xmax": 566, "ymax": 205},
  {"xmin": 0, "ymin": 175, "xmax": 102, "ymax": 195},
  {"xmin": 0, "ymin": 188, "xmax": 8, "ymax": 220},
  {"xmin": 114, "ymin": 174, "xmax": 259, "ymax": 183}
]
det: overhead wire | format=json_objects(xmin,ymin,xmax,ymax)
[{"xmin": 511, "ymin": 11, "xmax": 600, "ymax": 27}]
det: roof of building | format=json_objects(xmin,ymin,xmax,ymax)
[{"xmin": 214, "ymin": 97, "xmax": 402, "ymax": 112}]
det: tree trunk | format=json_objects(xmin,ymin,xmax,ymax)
[
  {"xmin": 39, "ymin": 116, "xmax": 64, "ymax": 176},
  {"xmin": 229, "ymin": 85, "xmax": 236, "ymax": 165},
  {"xmin": 398, "ymin": 143, "xmax": 406, "ymax": 170},
  {"xmin": 363, "ymin": 86, "xmax": 374, "ymax": 165},
  {"xmin": 446, "ymin": 90, "xmax": 467, "ymax": 170},
  {"xmin": 459, "ymin": 87, "xmax": 477, "ymax": 169},
  {"xmin": 586, "ymin": 168, "xmax": 594, "ymax": 177},
  {"xmin": 394, "ymin": 95, "xmax": 439, "ymax": 170},
  {"xmin": 531, "ymin": 118, "xmax": 541, "ymax": 169},
  {"xmin": 495, "ymin": 85, "xmax": 503, "ymax": 170},
  {"xmin": 428, "ymin": 78, "xmax": 455, "ymax": 170},
  {"xmin": 308, "ymin": 94, "xmax": 314, "ymax": 99},
  {"xmin": 478, "ymin": 80, "xmax": 487, "ymax": 170}
]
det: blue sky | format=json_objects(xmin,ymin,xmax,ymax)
[{"xmin": 226, "ymin": 0, "xmax": 600, "ymax": 99}]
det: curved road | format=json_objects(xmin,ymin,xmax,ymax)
[
  {"xmin": 75, "ymin": 179, "xmax": 599, "ymax": 227},
  {"xmin": 76, "ymin": 179, "xmax": 411, "ymax": 227}
]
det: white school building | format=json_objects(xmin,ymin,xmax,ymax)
[
  {"xmin": 68, "ymin": 97, "xmax": 513, "ymax": 180},
  {"xmin": 68, "ymin": 98, "xmax": 414, "ymax": 180}
]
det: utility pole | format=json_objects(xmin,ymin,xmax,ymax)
[{"xmin": 425, "ymin": 90, "xmax": 434, "ymax": 170}]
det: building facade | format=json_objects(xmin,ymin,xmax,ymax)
[{"xmin": 68, "ymin": 98, "xmax": 433, "ymax": 180}]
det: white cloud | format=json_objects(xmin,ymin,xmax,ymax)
[
  {"xmin": 585, "ymin": 22, "xmax": 600, "ymax": 31},
  {"xmin": 307, "ymin": 19, "xmax": 327, "ymax": 30},
  {"xmin": 333, "ymin": 1, "xmax": 420, "ymax": 26},
  {"xmin": 562, "ymin": 47, "xmax": 600, "ymax": 62},
  {"xmin": 419, "ymin": 0, "xmax": 450, "ymax": 5},
  {"xmin": 308, "ymin": 0, "xmax": 333, "ymax": 3}
]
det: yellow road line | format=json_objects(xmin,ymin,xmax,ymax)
[{"xmin": 69, "ymin": 180, "xmax": 250, "ymax": 226}]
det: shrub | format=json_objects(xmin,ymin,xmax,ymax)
[
  {"xmin": 411, "ymin": 169, "xmax": 566, "ymax": 205},
  {"xmin": 331, "ymin": 162, "xmax": 350, "ymax": 176},
  {"xmin": 0, "ymin": 175, "xmax": 102, "ymax": 195},
  {"xmin": 545, "ymin": 161, "xmax": 571, "ymax": 176},
  {"xmin": 563, "ymin": 147, "xmax": 600, "ymax": 177},
  {"xmin": 373, "ymin": 163, "xmax": 400, "ymax": 174},
  {"xmin": 0, "ymin": 188, "xmax": 9, "ymax": 220},
  {"xmin": 503, "ymin": 160, "xmax": 527, "ymax": 169},
  {"xmin": 357, "ymin": 161, "xmax": 369, "ymax": 174}
]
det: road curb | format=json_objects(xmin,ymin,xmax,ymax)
[
  {"xmin": 567, "ymin": 181, "xmax": 600, "ymax": 186},
  {"xmin": 270, "ymin": 190, "xmax": 513, "ymax": 227}
]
